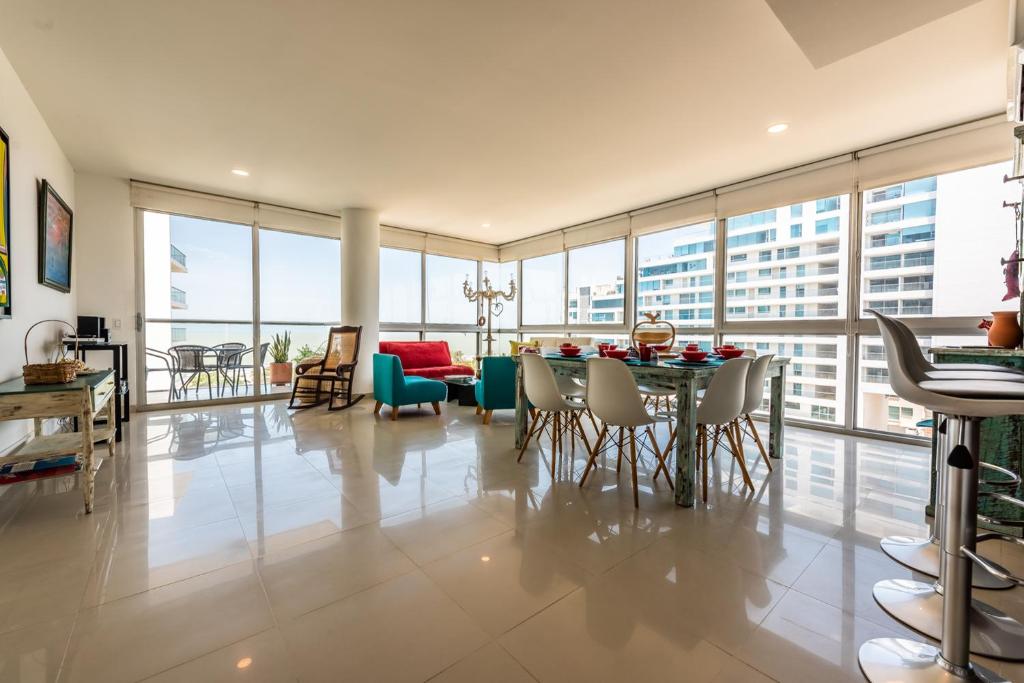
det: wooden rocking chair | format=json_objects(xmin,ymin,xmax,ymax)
[{"xmin": 288, "ymin": 326, "xmax": 365, "ymax": 410}]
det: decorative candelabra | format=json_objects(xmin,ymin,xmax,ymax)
[{"xmin": 462, "ymin": 272, "xmax": 517, "ymax": 357}]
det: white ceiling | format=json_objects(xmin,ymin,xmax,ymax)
[{"xmin": 0, "ymin": 0, "xmax": 1011, "ymax": 243}]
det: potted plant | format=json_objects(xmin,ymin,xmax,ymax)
[{"xmin": 268, "ymin": 331, "xmax": 293, "ymax": 386}]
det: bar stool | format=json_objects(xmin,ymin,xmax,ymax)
[
  {"xmin": 871, "ymin": 312, "xmax": 1021, "ymax": 590},
  {"xmin": 859, "ymin": 315, "xmax": 1024, "ymax": 682}
]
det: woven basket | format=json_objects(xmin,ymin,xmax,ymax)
[{"xmin": 23, "ymin": 320, "xmax": 79, "ymax": 385}]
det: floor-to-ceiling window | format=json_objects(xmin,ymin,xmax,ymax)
[
  {"xmin": 521, "ymin": 253, "xmax": 565, "ymax": 326},
  {"xmin": 635, "ymin": 220, "xmax": 716, "ymax": 328},
  {"xmin": 567, "ymin": 240, "xmax": 625, "ymax": 326},
  {"xmin": 721, "ymin": 195, "xmax": 851, "ymax": 426},
  {"xmin": 378, "ymin": 247, "xmax": 484, "ymax": 369},
  {"xmin": 379, "ymin": 247, "xmax": 422, "ymax": 325},
  {"xmin": 259, "ymin": 228, "xmax": 341, "ymax": 396},
  {"xmin": 142, "ymin": 211, "xmax": 254, "ymax": 405},
  {"xmin": 855, "ymin": 160, "xmax": 1016, "ymax": 435}
]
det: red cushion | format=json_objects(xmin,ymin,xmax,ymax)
[
  {"xmin": 405, "ymin": 365, "xmax": 474, "ymax": 379},
  {"xmin": 379, "ymin": 341, "xmax": 454, "ymax": 369}
]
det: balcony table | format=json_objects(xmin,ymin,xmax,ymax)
[
  {"xmin": 513, "ymin": 354, "xmax": 789, "ymax": 507},
  {"xmin": 0, "ymin": 370, "xmax": 117, "ymax": 513}
]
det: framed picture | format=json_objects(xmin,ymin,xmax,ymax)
[
  {"xmin": 38, "ymin": 179, "xmax": 73, "ymax": 293},
  {"xmin": 0, "ymin": 125, "xmax": 10, "ymax": 318}
]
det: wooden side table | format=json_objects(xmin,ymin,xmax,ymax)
[{"xmin": 0, "ymin": 370, "xmax": 117, "ymax": 513}]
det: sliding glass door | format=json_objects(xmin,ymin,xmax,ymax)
[
  {"xmin": 140, "ymin": 210, "xmax": 255, "ymax": 406},
  {"xmin": 139, "ymin": 211, "xmax": 342, "ymax": 407}
]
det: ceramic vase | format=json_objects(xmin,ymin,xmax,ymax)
[{"xmin": 987, "ymin": 310, "xmax": 1023, "ymax": 349}]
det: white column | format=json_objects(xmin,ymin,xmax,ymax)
[{"xmin": 341, "ymin": 208, "xmax": 380, "ymax": 395}]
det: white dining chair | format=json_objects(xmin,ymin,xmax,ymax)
[
  {"xmin": 731, "ymin": 353, "xmax": 774, "ymax": 471},
  {"xmin": 579, "ymin": 357, "xmax": 674, "ymax": 507},
  {"xmin": 696, "ymin": 357, "xmax": 753, "ymax": 502},
  {"xmin": 518, "ymin": 353, "xmax": 592, "ymax": 479}
]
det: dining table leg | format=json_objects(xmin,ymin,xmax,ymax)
[
  {"xmin": 514, "ymin": 360, "xmax": 528, "ymax": 450},
  {"xmin": 673, "ymin": 379, "xmax": 698, "ymax": 507},
  {"xmin": 768, "ymin": 365, "xmax": 786, "ymax": 459}
]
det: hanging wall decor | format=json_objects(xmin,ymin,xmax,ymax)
[
  {"xmin": 0, "ymin": 126, "xmax": 11, "ymax": 317},
  {"xmin": 38, "ymin": 179, "xmax": 73, "ymax": 293}
]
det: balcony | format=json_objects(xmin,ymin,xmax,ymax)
[
  {"xmin": 170, "ymin": 286, "xmax": 187, "ymax": 309},
  {"xmin": 170, "ymin": 244, "xmax": 188, "ymax": 273}
]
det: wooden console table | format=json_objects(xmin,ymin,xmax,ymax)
[{"xmin": 0, "ymin": 370, "xmax": 117, "ymax": 513}]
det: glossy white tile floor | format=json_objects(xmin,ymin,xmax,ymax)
[{"xmin": 1, "ymin": 401, "xmax": 1022, "ymax": 682}]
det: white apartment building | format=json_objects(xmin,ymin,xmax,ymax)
[{"xmin": 568, "ymin": 169, "xmax": 1007, "ymax": 430}]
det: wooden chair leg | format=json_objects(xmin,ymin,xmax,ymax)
[
  {"xmin": 483, "ymin": 410, "xmax": 493, "ymax": 425},
  {"xmin": 573, "ymin": 413, "xmax": 592, "ymax": 461},
  {"xmin": 710, "ymin": 425, "xmax": 722, "ymax": 459},
  {"xmin": 746, "ymin": 414, "xmax": 772, "ymax": 471},
  {"xmin": 519, "ymin": 410, "xmax": 542, "ymax": 462},
  {"xmin": 586, "ymin": 408, "xmax": 599, "ymax": 435},
  {"xmin": 374, "ymin": 400, "xmax": 383, "ymax": 414},
  {"xmin": 733, "ymin": 420, "xmax": 746, "ymax": 458},
  {"xmin": 431, "ymin": 401, "xmax": 441, "ymax": 415},
  {"xmin": 391, "ymin": 407, "xmax": 399, "ymax": 421},
  {"xmin": 550, "ymin": 413, "xmax": 560, "ymax": 479},
  {"xmin": 700, "ymin": 427, "xmax": 709, "ymax": 502},
  {"xmin": 724, "ymin": 424, "xmax": 754, "ymax": 492},
  {"xmin": 476, "ymin": 405, "xmax": 483, "ymax": 415},
  {"xmin": 658, "ymin": 426, "xmax": 677, "ymax": 471},
  {"xmin": 579, "ymin": 424, "xmax": 607, "ymax": 487},
  {"xmin": 616, "ymin": 428, "xmax": 624, "ymax": 474},
  {"xmin": 648, "ymin": 427, "xmax": 673, "ymax": 489},
  {"xmin": 628, "ymin": 428, "xmax": 639, "ymax": 508}
]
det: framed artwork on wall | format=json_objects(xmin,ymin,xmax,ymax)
[
  {"xmin": 0, "ymin": 125, "xmax": 10, "ymax": 318},
  {"xmin": 38, "ymin": 179, "xmax": 73, "ymax": 293}
]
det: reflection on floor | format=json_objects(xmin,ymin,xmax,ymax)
[
  {"xmin": 1, "ymin": 401, "xmax": 1022, "ymax": 682},
  {"xmin": 145, "ymin": 382, "xmax": 290, "ymax": 405}
]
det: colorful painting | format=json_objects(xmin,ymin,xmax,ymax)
[
  {"xmin": 38, "ymin": 180, "xmax": 73, "ymax": 293},
  {"xmin": 0, "ymin": 126, "xmax": 10, "ymax": 318}
]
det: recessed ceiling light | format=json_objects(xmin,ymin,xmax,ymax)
[
  {"xmin": 236, "ymin": 658, "xmax": 252, "ymax": 669},
  {"xmin": 231, "ymin": 169, "xmax": 250, "ymax": 177},
  {"xmin": 481, "ymin": 223, "xmax": 491, "ymax": 228},
  {"xmin": 767, "ymin": 123, "xmax": 789, "ymax": 134},
  {"xmin": 481, "ymin": 555, "xmax": 491, "ymax": 563}
]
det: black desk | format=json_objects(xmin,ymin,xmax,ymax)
[{"xmin": 64, "ymin": 340, "xmax": 129, "ymax": 442}]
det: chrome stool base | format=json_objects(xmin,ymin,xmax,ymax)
[
  {"xmin": 859, "ymin": 638, "xmax": 1006, "ymax": 683},
  {"xmin": 873, "ymin": 579, "xmax": 1024, "ymax": 661},
  {"xmin": 879, "ymin": 537, "xmax": 1015, "ymax": 590}
]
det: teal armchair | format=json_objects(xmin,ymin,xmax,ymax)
[
  {"xmin": 474, "ymin": 356, "xmax": 516, "ymax": 424},
  {"xmin": 373, "ymin": 353, "xmax": 447, "ymax": 420}
]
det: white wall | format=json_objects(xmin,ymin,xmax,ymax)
[
  {"xmin": 0, "ymin": 46, "xmax": 76, "ymax": 453},
  {"xmin": 74, "ymin": 173, "xmax": 136, "ymax": 396}
]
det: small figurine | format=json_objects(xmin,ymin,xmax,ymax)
[{"xmin": 1002, "ymin": 249, "xmax": 1021, "ymax": 302}]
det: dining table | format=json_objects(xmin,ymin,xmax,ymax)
[{"xmin": 513, "ymin": 353, "xmax": 790, "ymax": 507}]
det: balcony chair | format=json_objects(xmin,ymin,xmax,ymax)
[
  {"xmin": 288, "ymin": 326, "xmax": 364, "ymax": 410},
  {"xmin": 212, "ymin": 342, "xmax": 246, "ymax": 396},
  {"xmin": 372, "ymin": 353, "xmax": 446, "ymax": 420},
  {"xmin": 168, "ymin": 344, "xmax": 215, "ymax": 400}
]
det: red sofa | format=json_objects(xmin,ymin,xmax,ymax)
[{"xmin": 378, "ymin": 341, "xmax": 474, "ymax": 379}]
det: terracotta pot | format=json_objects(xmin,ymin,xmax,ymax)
[
  {"xmin": 987, "ymin": 311, "xmax": 1023, "ymax": 349},
  {"xmin": 269, "ymin": 361, "xmax": 293, "ymax": 386}
]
